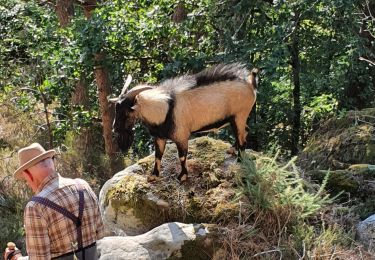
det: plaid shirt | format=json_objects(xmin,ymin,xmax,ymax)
[{"xmin": 23, "ymin": 172, "xmax": 104, "ymax": 259}]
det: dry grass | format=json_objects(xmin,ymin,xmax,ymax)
[{"xmin": 215, "ymin": 154, "xmax": 374, "ymax": 259}]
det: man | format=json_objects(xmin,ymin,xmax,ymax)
[{"xmin": 3, "ymin": 143, "xmax": 104, "ymax": 260}]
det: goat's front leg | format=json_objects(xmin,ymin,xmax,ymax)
[
  {"xmin": 176, "ymin": 141, "xmax": 188, "ymax": 182},
  {"xmin": 148, "ymin": 138, "xmax": 166, "ymax": 182}
]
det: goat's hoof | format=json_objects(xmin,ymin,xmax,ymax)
[
  {"xmin": 178, "ymin": 174, "xmax": 188, "ymax": 183},
  {"xmin": 226, "ymin": 147, "xmax": 236, "ymax": 155},
  {"xmin": 147, "ymin": 175, "xmax": 159, "ymax": 183}
]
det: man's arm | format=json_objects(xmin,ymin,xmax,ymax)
[
  {"xmin": 82, "ymin": 181, "xmax": 105, "ymax": 239},
  {"xmin": 24, "ymin": 204, "xmax": 51, "ymax": 260},
  {"xmin": 95, "ymin": 203, "xmax": 105, "ymax": 239}
]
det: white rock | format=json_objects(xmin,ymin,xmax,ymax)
[
  {"xmin": 357, "ymin": 214, "xmax": 375, "ymax": 249},
  {"xmin": 97, "ymin": 222, "xmax": 211, "ymax": 260}
]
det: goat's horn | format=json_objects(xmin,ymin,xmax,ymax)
[
  {"xmin": 123, "ymin": 85, "xmax": 153, "ymax": 100},
  {"xmin": 108, "ymin": 97, "xmax": 119, "ymax": 103},
  {"xmin": 120, "ymin": 74, "xmax": 133, "ymax": 96}
]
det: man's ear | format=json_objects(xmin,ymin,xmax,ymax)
[{"xmin": 23, "ymin": 169, "xmax": 34, "ymax": 182}]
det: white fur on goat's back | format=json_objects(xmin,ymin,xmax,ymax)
[
  {"xmin": 135, "ymin": 89, "xmax": 170, "ymax": 125},
  {"xmin": 159, "ymin": 75, "xmax": 196, "ymax": 92},
  {"xmin": 172, "ymin": 80, "xmax": 256, "ymax": 138}
]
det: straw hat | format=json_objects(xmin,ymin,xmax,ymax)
[{"xmin": 13, "ymin": 143, "xmax": 56, "ymax": 179}]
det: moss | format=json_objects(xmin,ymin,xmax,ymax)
[
  {"xmin": 189, "ymin": 137, "xmax": 231, "ymax": 170},
  {"xmin": 185, "ymin": 197, "xmax": 204, "ymax": 221},
  {"xmin": 105, "ymin": 174, "xmax": 165, "ymax": 228},
  {"xmin": 311, "ymin": 170, "xmax": 359, "ymax": 194},
  {"xmin": 299, "ymin": 123, "xmax": 374, "ymax": 171},
  {"xmin": 365, "ymin": 143, "xmax": 375, "ymax": 163},
  {"xmin": 348, "ymin": 164, "xmax": 375, "ymax": 176},
  {"xmin": 105, "ymin": 137, "xmax": 246, "ymax": 230},
  {"xmin": 167, "ymin": 224, "xmax": 222, "ymax": 260},
  {"xmin": 137, "ymin": 155, "xmax": 155, "ymax": 172}
]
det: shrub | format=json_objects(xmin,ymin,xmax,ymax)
[{"xmin": 218, "ymin": 153, "xmax": 366, "ymax": 259}]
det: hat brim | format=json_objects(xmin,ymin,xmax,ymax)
[{"xmin": 13, "ymin": 150, "xmax": 56, "ymax": 180}]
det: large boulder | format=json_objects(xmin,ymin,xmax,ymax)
[
  {"xmin": 97, "ymin": 222, "xmax": 219, "ymax": 260},
  {"xmin": 297, "ymin": 108, "xmax": 375, "ymax": 218},
  {"xmin": 298, "ymin": 108, "xmax": 375, "ymax": 172},
  {"xmin": 99, "ymin": 137, "xmax": 250, "ymax": 235}
]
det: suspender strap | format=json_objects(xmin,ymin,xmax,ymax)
[
  {"xmin": 30, "ymin": 181, "xmax": 85, "ymax": 252},
  {"xmin": 6, "ymin": 249, "xmax": 22, "ymax": 260}
]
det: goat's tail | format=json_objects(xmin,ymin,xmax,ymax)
[{"xmin": 248, "ymin": 68, "xmax": 260, "ymax": 89}]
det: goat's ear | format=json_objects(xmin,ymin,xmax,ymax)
[
  {"xmin": 130, "ymin": 104, "xmax": 139, "ymax": 111},
  {"xmin": 130, "ymin": 96, "xmax": 139, "ymax": 111},
  {"xmin": 249, "ymin": 68, "xmax": 260, "ymax": 88},
  {"xmin": 130, "ymin": 95, "xmax": 140, "ymax": 111}
]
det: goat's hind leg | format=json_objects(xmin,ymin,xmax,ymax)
[
  {"xmin": 176, "ymin": 141, "xmax": 188, "ymax": 183},
  {"xmin": 148, "ymin": 138, "xmax": 166, "ymax": 182},
  {"xmin": 230, "ymin": 116, "xmax": 248, "ymax": 159}
]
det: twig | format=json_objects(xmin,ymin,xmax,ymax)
[
  {"xmin": 250, "ymin": 248, "xmax": 282, "ymax": 259},
  {"xmin": 0, "ymin": 151, "xmax": 15, "ymax": 160},
  {"xmin": 366, "ymin": 0, "xmax": 374, "ymax": 19},
  {"xmin": 359, "ymin": 56, "xmax": 375, "ymax": 66},
  {"xmin": 300, "ymin": 242, "xmax": 306, "ymax": 260}
]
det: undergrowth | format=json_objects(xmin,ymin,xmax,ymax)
[{"xmin": 219, "ymin": 153, "xmax": 369, "ymax": 259}]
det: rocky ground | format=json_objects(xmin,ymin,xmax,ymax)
[{"xmin": 96, "ymin": 108, "xmax": 375, "ymax": 259}]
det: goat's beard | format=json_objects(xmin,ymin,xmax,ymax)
[{"xmin": 116, "ymin": 128, "xmax": 135, "ymax": 152}]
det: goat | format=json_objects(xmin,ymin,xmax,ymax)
[{"xmin": 111, "ymin": 63, "xmax": 258, "ymax": 182}]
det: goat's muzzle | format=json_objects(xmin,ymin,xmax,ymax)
[{"xmin": 114, "ymin": 128, "xmax": 135, "ymax": 152}]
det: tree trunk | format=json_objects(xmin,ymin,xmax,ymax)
[
  {"xmin": 55, "ymin": 0, "xmax": 124, "ymax": 176},
  {"xmin": 288, "ymin": 12, "xmax": 301, "ymax": 156},
  {"xmin": 93, "ymin": 53, "xmax": 123, "ymax": 175},
  {"xmin": 81, "ymin": 1, "xmax": 124, "ymax": 175},
  {"xmin": 55, "ymin": 0, "xmax": 74, "ymax": 27},
  {"xmin": 54, "ymin": 0, "xmax": 95, "ymax": 177}
]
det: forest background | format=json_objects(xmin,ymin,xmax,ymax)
[{"xmin": 0, "ymin": 0, "xmax": 374, "ymax": 256}]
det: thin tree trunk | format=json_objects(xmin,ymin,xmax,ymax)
[
  {"xmin": 39, "ymin": 91, "xmax": 54, "ymax": 149},
  {"xmin": 288, "ymin": 12, "xmax": 301, "ymax": 156},
  {"xmin": 82, "ymin": 2, "xmax": 124, "ymax": 175},
  {"xmin": 93, "ymin": 53, "xmax": 123, "ymax": 174},
  {"xmin": 55, "ymin": 0, "xmax": 74, "ymax": 27},
  {"xmin": 54, "ymin": 0, "xmax": 124, "ymax": 176}
]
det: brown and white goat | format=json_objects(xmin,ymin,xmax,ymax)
[{"xmin": 111, "ymin": 63, "xmax": 258, "ymax": 182}]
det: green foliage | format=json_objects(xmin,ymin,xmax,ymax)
[
  {"xmin": 238, "ymin": 153, "xmax": 332, "ymax": 220},
  {"xmin": 0, "ymin": 0, "xmax": 374, "ymax": 155},
  {"xmin": 0, "ymin": 177, "xmax": 28, "ymax": 253},
  {"xmin": 0, "ymin": 148, "xmax": 29, "ymax": 253}
]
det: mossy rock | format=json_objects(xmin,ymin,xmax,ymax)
[
  {"xmin": 308, "ymin": 169, "xmax": 360, "ymax": 194},
  {"xmin": 298, "ymin": 108, "xmax": 375, "ymax": 172},
  {"xmin": 166, "ymin": 224, "xmax": 221, "ymax": 260},
  {"xmin": 100, "ymin": 137, "xmax": 256, "ymax": 235},
  {"xmin": 103, "ymin": 171, "xmax": 170, "ymax": 235},
  {"xmin": 308, "ymin": 164, "xmax": 375, "ymax": 195},
  {"xmin": 348, "ymin": 164, "xmax": 375, "ymax": 175}
]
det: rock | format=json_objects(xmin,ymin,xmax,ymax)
[
  {"xmin": 99, "ymin": 164, "xmax": 169, "ymax": 236},
  {"xmin": 298, "ymin": 108, "xmax": 375, "ymax": 172},
  {"xmin": 97, "ymin": 222, "xmax": 219, "ymax": 260},
  {"xmin": 99, "ymin": 137, "xmax": 253, "ymax": 235},
  {"xmin": 307, "ymin": 169, "xmax": 360, "ymax": 194},
  {"xmin": 306, "ymin": 164, "xmax": 375, "ymax": 195},
  {"xmin": 357, "ymin": 214, "xmax": 375, "ymax": 250}
]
